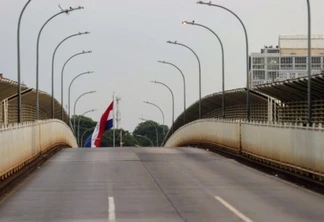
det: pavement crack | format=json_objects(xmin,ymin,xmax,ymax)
[{"xmin": 140, "ymin": 161, "xmax": 187, "ymax": 222}]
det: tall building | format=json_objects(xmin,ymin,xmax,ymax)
[{"xmin": 250, "ymin": 35, "xmax": 324, "ymax": 88}]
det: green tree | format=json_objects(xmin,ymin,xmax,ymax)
[{"xmin": 133, "ymin": 121, "xmax": 169, "ymax": 147}]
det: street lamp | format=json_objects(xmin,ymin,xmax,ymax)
[
  {"xmin": 182, "ymin": 20, "xmax": 226, "ymax": 118},
  {"xmin": 77, "ymin": 109, "xmax": 96, "ymax": 146},
  {"xmin": 35, "ymin": 6, "xmax": 84, "ymax": 120},
  {"xmin": 166, "ymin": 40, "xmax": 202, "ymax": 119},
  {"xmin": 143, "ymin": 101, "xmax": 165, "ymax": 139},
  {"xmin": 134, "ymin": 134, "xmax": 154, "ymax": 147},
  {"xmin": 197, "ymin": 1, "xmax": 250, "ymax": 120},
  {"xmin": 151, "ymin": 80, "xmax": 175, "ymax": 133},
  {"xmin": 73, "ymin": 91, "xmax": 96, "ymax": 132},
  {"xmin": 17, "ymin": 0, "xmax": 32, "ymax": 123},
  {"xmin": 157, "ymin": 60, "xmax": 186, "ymax": 123},
  {"xmin": 139, "ymin": 118, "xmax": 159, "ymax": 147},
  {"xmin": 68, "ymin": 71, "xmax": 94, "ymax": 118},
  {"xmin": 51, "ymin": 31, "xmax": 90, "ymax": 118},
  {"xmin": 61, "ymin": 50, "xmax": 92, "ymax": 120},
  {"xmin": 306, "ymin": 0, "xmax": 312, "ymax": 125}
]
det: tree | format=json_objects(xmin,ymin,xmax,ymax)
[{"xmin": 133, "ymin": 121, "xmax": 169, "ymax": 147}]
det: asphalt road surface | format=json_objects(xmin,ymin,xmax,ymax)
[{"xmin": 1, "ymin": 147, "xmax": 324, "ymax": 222}]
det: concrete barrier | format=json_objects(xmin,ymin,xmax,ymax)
[
  {"xmin": 241, "ymin": 122, "xmax": 324, "ymax": 176},
  {"xmin": 164, "ymin": 119, "xmax": 241, "ymax": 151},
  {"xmin": 164, "ymin": 119, "xmax": 324, "ymax": 178},
  {"xmin": 0, "ymin": 120, "xmax": 77, "ymax": 179}
]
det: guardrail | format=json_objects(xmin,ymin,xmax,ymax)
[
  {"xmin": 165, "ymin": 119, "xmax": 324, "ymax": 180},
  {"xmin": 0, "ymin": 120, "xmax": 77, "ymax": 180}
]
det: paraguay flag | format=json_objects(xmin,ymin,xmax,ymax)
[{"xmin": 84, "ymin": 101, "xmax": 114, "ymax": 147}]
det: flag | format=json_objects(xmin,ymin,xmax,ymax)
[{"xmin": 84, "ymin": 101, "xmax": 114, "ymax": 148}]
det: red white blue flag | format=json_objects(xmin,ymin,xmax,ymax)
[{"xmin": 84, "ymin": 101, "xmax": 113, "ymax": 147}]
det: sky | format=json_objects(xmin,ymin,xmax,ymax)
[{"xmin": 1, "ymin": 0, "xmax": 324, "ymax": 131}]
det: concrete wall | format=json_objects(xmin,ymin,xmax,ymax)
[
  {"xmin": 241, "ymin": 122, "xmax": 324, "ymax": 176},
  {"xmin": 0, "ymin": 120, "xmax": 77, "ymax": 179},
  {"xmin": 164, "ymin": 119, "xmax": 324, "ymax": 177},
  {"xmin": 165, "ymin": 119, "xmax": 241, "ymax": 151}
]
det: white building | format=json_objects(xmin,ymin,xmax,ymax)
[{"xmin": 250, "ymin": 35, "xmax": 324, "ymax": 88}]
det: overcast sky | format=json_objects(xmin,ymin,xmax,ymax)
[{"xmin": 1, "ymin": 0, "xmax": 324, "ymax": 131}]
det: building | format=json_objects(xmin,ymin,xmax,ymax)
[{"xmin": 250, "ymin": 35, "xmax": 324, "ymax": 88}]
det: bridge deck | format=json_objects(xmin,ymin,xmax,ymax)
[{"xmin": 0, "ymin": 147, "xmax": 324, "ymax": 222}]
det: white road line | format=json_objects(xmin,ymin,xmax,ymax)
[
  {"xmin": 108, "ymin": 196, "xmax": 116, "ymax": 221},
  {"xmin": 215, "ymin": 196, "xmax": 253, "ymax": 222}
]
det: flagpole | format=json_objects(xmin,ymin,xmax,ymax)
[{"xmin": 113, "ymin": 93, "xmax": 116, "ymax": 147}]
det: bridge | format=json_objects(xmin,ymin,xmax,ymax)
[{"xmin": 1, "ymin": 72, "xmax": 324, "ymax": 221}]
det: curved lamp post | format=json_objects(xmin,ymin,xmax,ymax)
[
  {"xmin": 139, "ymin": 118, "xmax": 159, "ymax": 147},
  {"xmin": 158, "ymin": 60, "xmax": 186, "ymax": 123},
  {"xmin": 51, "ymin": 31, "xmax": 90, "ymax": 118},
  {"xmin": 17, "ymin": 0, "xmax": 32, "ymax": 123},
  {"xmin": 135, "ymin": 134, "xmax": 154, "ymax": 147},
  {"xmin": 77, "ymin": 109, "xmax": 96, "ymax": 146},
  {"xmin": 35, "ymin": 6, "xmax": 83, "ymax": 120},
  {"xmin": 80, "ymin": 127, "xmax": 95, "ymax": 147},
  {"xmin": 151, "ymin": 80, "xmax": 175, "ymax": 133},
  {"xmin": 143, "ymin": 101, "xmax": 165, "ymax": 139},
  {"xmin": 306, "ymin": 0, "xmax": 312, "ymax": 125},
  {"xmin": 61, "ymin": 50, "xmax": 92, "ymax": 119},
  {"xmin": 73, "ymin": 91, "xmax": 96, "ymax": 131},
  {"xmin": 68, "ymin": 71, "xmax": 94, "ymax": 118},
  {"xmin": 197, "ymin": 1, "xmax": 250, "ymax": 120},
  {"xmin": 167, "ymin": 40, "xmax": 201, "ymax": 119},
  {"xmin": 183, "ymin": 20, "xmax": 226, "ymax": 118}
]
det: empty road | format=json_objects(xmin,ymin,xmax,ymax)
[{"xmin": 0, "ymin": 147, "xmax": 324, "ymax": 222}]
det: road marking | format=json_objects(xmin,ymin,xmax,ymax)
[
  {"xmin": 108, "ymin": 196, "xmax": 115, "ymax": 221},
  {"xmin": 215, "ymin": 196, "xmax": 253, "ymax": 222}
]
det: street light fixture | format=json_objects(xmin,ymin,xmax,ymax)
[
  {"xmin": 68, "ymin": 71, "xmax": 94, "ymax": 118},
  {"xmin": 157, "ymin": 60, "xmax": 187, "ymax": 123},
  {"xmin": 197, "ymin": 1, "xmax": 250, "ymax": 120},
  {"xmin": 166, "ymin": 40, "xmax": 202, "ymax": 119},
  {"xmin": 143, "ymin": 101, "xmax": 165, "ymax": 139},
  {"xmin": 35, "ymin": 6, "xmax": 84, "ymax": 120},
  {"xmin": 306, "ymin": 0, "xmax": 312, "ymax": 125},
  {"xmin": 80, "ymin": 127, "xmax": 95, "ymax": 147},
  {"xmin": 182, "ymin": 20, "xmax": 225, "ymax": 118},
  {"xmin": 139, "ymin": 118, "xmax": 159, "ymax": 147},
  {"xmin": 77, "ymin": 109, "xmax": 96, "ymax": 146},
  {"xmin": 61, "ymin": 50, "xmax": 92, "ymax": 120},
  {"xmin": 51, "ymin": 31, "xmax": 90, "ymax": 118},
  {"xmin": 73, "ymin": 91, "xmax": 96, "ymax": 132},
  {"xmin": 151, "ymin": 80, "xmax": 175, "ymax": 133},
  {"xmin": 17, "ymin": 0, "xmax": 32, "ymax": 123}
]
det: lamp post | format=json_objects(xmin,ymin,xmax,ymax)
[
  {"xmin": 35, "ymin": 6, "xmax": 83, "ymax": 120},
  {"xmin": 182, "ymin": 20, "xmax": 226, "ymax": 118},
  {"xmin": 61, "ymin": 50, "xmax": 92, "ymax": 120},
  {"xmin": 68, "ymin": 71, "xmax": 94, "ymax": 118},
  {"xmin": 80, "ymin": 127, "xmax": 95, "ymax": 147},
  {"xmin": 139, "ymin": 118, "xmax": 159, "ymax": 147},
  {"xmin": 306, "ymin": 0, "xmax": 312, "ymax": 125},
  {"xmin": 157, "ymin": 60, "xmax": 186, "ymax": 123},
  {"xmin": 151, "ymin": 81, "xmax": 175, "ymax": 133},
  {"xmin": 197, "ymin": 1, "xmax": 250, "ymax": 120},
  {"xmin": 73, "ymin": 91, "xmax": 96, "ymax": 132},
  {"xmin": 135, "ymin": 134, "xmax": 154, "ymax": 147},
  {"xmin": 77, "ymin": 109, "xmax": 96, "ymax": 146},
  {"xmin": 17, "ymin": 0, "xmax": 32, "ymax": 123},
  {"xmin": 143, "ymin": 101, "xmax": 165, "ymax": 139},
  {"xmin": 51, "ymin": 31, "xmax": 90, "ymax": 118},
  {"xmin": 167, "ymin": 40, "xmax": 201, "ymax": 119}
]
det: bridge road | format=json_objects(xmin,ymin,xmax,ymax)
[{"xmin": 1, "ymin": 148, "xmax": 324, "ymax": 222}]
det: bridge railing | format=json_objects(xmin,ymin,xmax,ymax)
[{"xmin": 0, "ymin": 120, "xmax": 77, "ymax": 180}]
